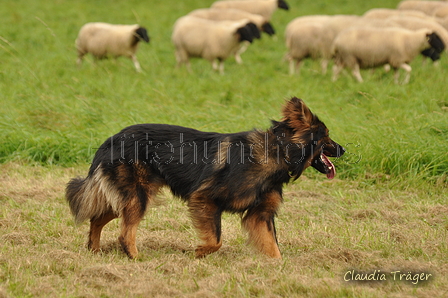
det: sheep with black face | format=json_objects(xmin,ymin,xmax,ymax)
[
  {"xmin": 331, "ymin": 27, "xmax": 444, "ymax": 84},
  {"xmin": 211, "ymin": 0, "xmax": 289, "ymax": 21},
  {"xmin": 172, "ymin": 16, "xmax": 258, "ymax": 74},
  {"xmin": 188, "ymin": 8, "xmax": 272, "ymax": 64},
  {"xmin": 75, "ymin": 22, "xmax": 150, "ymax": 72}
]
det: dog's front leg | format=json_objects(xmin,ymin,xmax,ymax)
[{"xmin": 242, "ymin": 192, "xmax": 282, "ymax": 259}]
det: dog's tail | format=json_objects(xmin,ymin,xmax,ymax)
[
  {"xmin": 66, "ymin": 166, "xmax": 119, "ymax": 225},
  {"xmin": 66, "ymin": 177, "xmax": 89, "ymax": 224}
]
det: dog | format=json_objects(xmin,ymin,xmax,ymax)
[{"xmin": 66, "ymin": 97, "xmax": 345, "ymax": 259}]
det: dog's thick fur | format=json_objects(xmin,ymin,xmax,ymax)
[{"xmin": 66, "ymin": 97, "xmax": 345, "ymax": 259}]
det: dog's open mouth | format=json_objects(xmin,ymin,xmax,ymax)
[{"xmin": 312, "ymin": 154, "xmax": 336, "ymax": 179}]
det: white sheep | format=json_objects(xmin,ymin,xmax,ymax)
[
  {"xmin": 188, "ymin": 8, "xmax": 271, "ymax": 64},
  {"xmin": 331, "ymin": 27, "xmax": 443, "ymax": 84},
  {"xmin": 364, "ymin": 7, "xmax": 448, "ymax": 32},
  {"xmin": 387, "ymin": 15, "xmax": 448, "ymax": 53},
  {"xmin": 285, "ymin": 15, "xmax": 389, "ymax": 76},
  {"xmin": 434, "ymin": 6, "xmax": 448, "ymax": 18},
  {"xmin": 363, "ymin": 8, "xmax": 429, "ymax": 19},
  {"xmin": 171, "ymin": 15, "xmax": 256, "ymax": 74},
  {"xmin": 210, "ymin": 0, "xmax": 289, "ymax": 21},
  {"xmin": 189, "ymin": 8, "xmax": 275, "ymax": 36},
  {"xmin": 285, "ymin": 16, "xmax": 332, "ymax": 75},
  {"xmin": 75, "ymin": 22, "xmax": 149, "ymax": 72},
  {"xmin": 397, "ymin": 0, "xmax": 448, "ymax": 15}
]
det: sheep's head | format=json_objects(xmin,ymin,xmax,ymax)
[
  {"xmin": 247, "ymin": 22, "xmax": 261, "ymax": 39},
  {"xmin": 426, "ymin": 32, "xmax": 445, "ymax": 53},
  {"xmin": 421, "ymin": 48, "xmax": 441, "ymax": 61},
  {"xmin": 278, "ymin": 0, "xmax": 290, "ymax": 10},
  {"xmin": 262, "ymin": 22, "xmax": 276, "ymax": 36},
  {"xmin": 236, "ymin": 24, "xmax": 254, "ymax": 43},
  {"xmin": 135, "ymin": 27, "xmax": 150, "ymax": 43}
]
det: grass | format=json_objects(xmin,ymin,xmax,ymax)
[
  {"xmin": 0, "ymin": 0, "xmax": 447, "ymax": 297},
  {"xmin": 0, "ymin": 163, "xmax": 446, "ymax": 297}
]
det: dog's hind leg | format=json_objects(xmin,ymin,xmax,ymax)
[
  {"xmin": 188, "ymin": 195, "xmax": 223, "ymax": 258},
  {"xmin": 88, "ymin": 211, "xmax": 117, "ymax": 253},
  {"xmin": 118, "ymin": 201, "xmax": 145, "ymax": 259},
  {"xmin": 242, "ymin": 191, "xmax": 282, "ymax": 259}
]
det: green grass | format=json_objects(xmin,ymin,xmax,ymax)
[
  {"xmin": 0, "ymin": 0, "xmax": 447, "ymax": 297},
  {"xmin": 1, "ymin": 0, "xmax": 447, "ymax": 183}
]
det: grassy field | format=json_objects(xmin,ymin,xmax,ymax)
[{"xmin": 1, "ymin": 0, "xmax": 447, "ymax": 297}]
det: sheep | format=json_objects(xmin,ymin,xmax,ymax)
[
  {"xmin": 386, "ymin": 15, "xmax": 448, "ymax": 56},
  {"xmin": 171, "ymin": 16, "xmax": 257, "ymax": 74},
  {"xmin": 285, "ymin": 15, "xmax": 389, "ymax": 76},
  {"xmin": 189, "ymin": 8, "xmax": 275, "ymax": 36},
  {"xmin": 188, "ymin": 8, "xmax": 271, "ymax": 64},
  {"xmin": 433, "ymin": 6, "xmax": 448, "ymax": 18},
  {"xmin": 364, "ymin": 7, "xmax": 448, "ymax": 33},
  {"xmin": 285, "ymin": 16, "xmax": 333, "ymax": 75},
  {"xmin": 397, "ymin": 0, "xmax": 448, "ymax": 15},
  {"xmin": 75, "ymin": 22, "xmax": 150, "ymax": 72},
  {"xmin": 363, "ymin": 8, "xmax": 429, "ymax": 19},
  {"xmin": 210, "ymin": 0, "xmax": 289, "ymax": 21},
  {"xmin": 331, "ymin": 27, "xmax": 443, "ymax": 84}
]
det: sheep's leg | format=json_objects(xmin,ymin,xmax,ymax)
[
  {"xmin": 234, "ymin": 41, "xmax": 249, "ymax": 64},
  {"xmin": 76, "ymin": 51, "xmax": 85, "ymax": 66},
  {"xmin": 332, "ymin": 64, "xmax": 343, "ymax": 82},
  {"xmin": 352, "ymin": 64, "xmax": 363, "ymax": 83},
  {"xmin": 131, "ymin": 55, "xmax": 142, "ymax": 73},
  {"xmin": 393, "ymin": 68, "xmax": 400, "ymax": 84},
  {"xmin": 321, "ymin": 59, "xmax": 329, "ymax": 75},
  {"xmin": 186, "ymin": 61, "xmax": 192, "ymax": 73},
  {"xmin": 288, "ymin": 58, "xmax": 295, "ymax": 75},
  {"xmin": 398, "ymin": 63, "xmax": 412, "ymax": 84},
  {"xmin": 289, "ymin": 59, "xmax": 302, "ymax": 76},
  {"xmin": 211, "ymin": 59, "xmax": 225, "ymax": 74},
  {"xmin": 175, "ymin": 50, "xmax": 191, "ymax": 72},
  {"xmin": 212, "ymin": 60, "xmax": 218, "ymax": 71},
  {"xmin": 218, "ymin": 60, "xmax": 225, "ymax": 75}
]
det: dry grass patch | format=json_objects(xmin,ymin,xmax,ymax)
[{"xmin": 0, "ymin": 163, "xmax": 447, "ymax": 297}]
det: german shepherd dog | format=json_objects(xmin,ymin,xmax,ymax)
[{"xmin": 66, "ymin": 97, "xmax": 344, "ymax": 259}]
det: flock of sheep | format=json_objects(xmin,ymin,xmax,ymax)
[{"xmin": 75, "ymin": 0, "xmax": 448, "ymax": 83}]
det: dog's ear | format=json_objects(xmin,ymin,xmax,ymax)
[{"xmin": 282, "ymin": 97, "xmax": 314, "ymax": 131}]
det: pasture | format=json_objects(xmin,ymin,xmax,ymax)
[{"xmin": 0, "ymin": 0, "xmax": 447, "ymax": 297}]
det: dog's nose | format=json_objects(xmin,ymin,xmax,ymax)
[{"xmin": 337, "ymin": 145, "xmax": 346, "ymax": 157}]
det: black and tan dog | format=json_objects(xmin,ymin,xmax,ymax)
[{"xmin": 66, "ymin": 97, "xmax": 345, "ymax": 259}]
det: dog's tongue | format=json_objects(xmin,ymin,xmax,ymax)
[{"xmin": 321, "ymin": 154, "xmax": 336, "ymax": 179}]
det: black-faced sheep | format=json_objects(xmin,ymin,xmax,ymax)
[
  {"xmin": 285, "ymin": 16, "xmax": 333, "ymax": 75},
  {"xmin": 188, "ymin": 8, "xmax": 270, "ymax": 64},
  {"xmin": 363, "ymin": 8, "xmax": 429, "ymax": 19},
  {"xmin": 210, "ymin": 0, "xmax": 289, "ymax": 21},
  {"xmin": 189, "ymin": 8, "xmax": 275, "ymax": 36},
  {"xmin": 397, "ymin": 0, "xmax": 448, "ymax": 15},
  {"xmin": 171, "ymin": 16, "xmax": 257, "ymax": 74},
  {"xmin": 364, "ymin": 8, "xmax": 448, "ymax": 41},
  {"xmin": 285, "ymin": 15, "xmax": 390, "ymax": 76},
  {"xmin": 434, "ymin": 6, "xmax": 448, "ymax": 18},
  {"xmin": 387, "ymin": 15, "xmax": 448, "ymax": 49},
  {"xmin": 386, "ymin": 16, "xmax": 447, "ymax": 63},
  {"xmin": 331, "ymin": 27, "xmax": 444, "ymax": 84},
  {"xmin": 75, "ymin": 22, "xmax": 150, "ymax": 72}
]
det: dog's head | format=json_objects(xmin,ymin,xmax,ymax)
[{"xmin": 279, "ymin": 97, "xmax": 345, "ymax": 179}]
